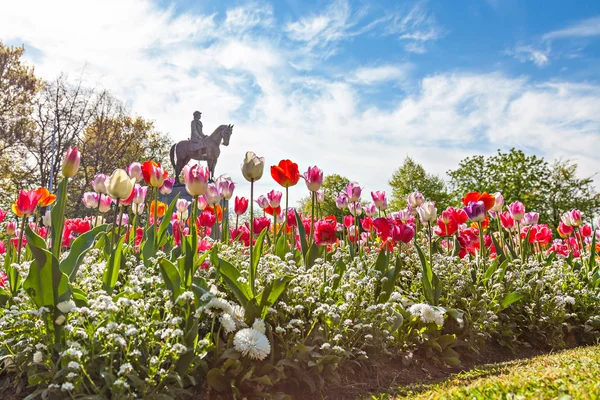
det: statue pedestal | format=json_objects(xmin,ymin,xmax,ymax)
[{"xmin": 159, "ymin": 185, "xmax": 192, "ymax": 208}]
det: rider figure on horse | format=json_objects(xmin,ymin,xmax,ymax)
[{"xmin": 190, "ymin": 111, "xmax": 208, "ymax": 153}]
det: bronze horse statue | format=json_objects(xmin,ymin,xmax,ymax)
[{"xmin": 170, "ymin": 124, "xmax": 233, "ymax": 184}]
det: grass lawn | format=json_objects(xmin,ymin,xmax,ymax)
[{"xmin": 384, "ymin": 345, "xmax": 600, "ymax": 400}]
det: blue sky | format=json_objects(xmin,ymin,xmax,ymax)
[{"xmin": 2, "ymin": 0, "xmax": 600, "ymax": 204}]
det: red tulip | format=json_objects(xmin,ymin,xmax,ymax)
[
  {"xmin": 392, "ymin": 224, "xmax": 414, "ymax": 243},
  {"xmin": 0, "ymin": 209, "xmax": 6, "ymax": 224},
  {"xmin": 343, "ymin": 215, "xmax": 354, "ymax": 228},
  {"xmin": 15, "ymin": 189, "xmax": 43, "ymax": 216},
  {"xmin": 270, "ymin": 160, "xmax": 300, "ymax": 187},
  {"xmin": 581, "ymin": 224, "xmax": 592, "ymax": 237},
  {"xmin": 142, "ymin": 161, "xmax": 168, "ymax": 188},
  {"xmin": 461, "ymin": 192, "xmax": 496, "ymax": 212},
  {"xmin": 252, "ymin": 217, "xmax": 271, "ymax": 234},
  {"xmin": 373, "ymin": 217, "xmax": 394, "ymax": 242},
  {"xmin": 314, "ymin": 219, "xmax": 337, "ymax": 246},
  {"xmin": 197, "ymin": 211, "xmax": 216, "ymax": 228},
  {"xmin": 265, "ymin": 205, "xmax": 281, "ymax": 216},
  {"xmin": 234, "ymin": 196, "xmax": 249, "ymax": 215}
]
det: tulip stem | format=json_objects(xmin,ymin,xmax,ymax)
[
  {"xmin": 478, "ymin": 221, "xmax": 485, "ymax": 262},
  {"xmin": 427, "ymin": 222, "xmax": 433, "ymax": 268},
  {"xmin": 17, "ymin": 217, "xmax": 26, "ymax": 264},
  {"xmin": 153, "ymin": 188, "xmax": 159, "ymax": 248},
  {"xmin": 310, "ymin": 192, "xmax": 315, "ymax": 247},
  {"xmin": 111, "ymin": 198, "xmax": 120, "ymax": 249},
  {"xmin": 249, "ymin": 180, "xmax": 255, "ymax": 295},
  {"xmin": 285, "ymin": 187, "xmax": 289, "ymax": 246}
]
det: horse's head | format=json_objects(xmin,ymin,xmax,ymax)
[{"xmin": 221, "ymin": 124, "xmax": 233, "ymax": 146}]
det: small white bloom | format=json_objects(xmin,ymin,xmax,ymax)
[
  {"xmin": 233, "ymin": 328, "xmax": 271, "ymax": 360},
  {"xmin": 61, "ymin": 382, "xmax": 74, "ymax": 391},
  {"xmin": 220, "ymin": 314, "xmax": 237, "ymax": 334},
  {"xmin": 68, "ymin": 361, "xmax": 81, "ymax": 370},
  {"xmin": 57, "ymin": 300, "xmax": 76, "ymax": 314},
  {"xmin": 55, "ymin": 315, "xmax": 66, "ymax": 326}
]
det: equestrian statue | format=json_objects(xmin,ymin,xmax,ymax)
[{"xmin": 170, "ymin": 111, "xmax": 233, "ymax": 184}]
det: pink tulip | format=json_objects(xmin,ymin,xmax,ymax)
[
  {"xmin": 407, "ymin": 192, "xmax": 425, "ymax": 208},
  {"xmin": 335, "ymin": 194, "xmax": 348, "ymax": 209},
  {"xmin": 302, "ymin": 166, "xmax": 324, "ymax": 192},
  {"xmin": 507, "ymin": 201, "xmax": 525, "ymax": 221},
  {"xmin": 570, "ymin": 209, "xmax": 582, "ymax": 227},
  {"xmin": 0, "ymin": 209, "xmax": 7, "ymax": 224},
  {"xmin": 521, "ymin": 212, "xmax": 539, "ymax": 226},
  {"xmin": 15, "ymin": 189, "xmax": 42, "ymax": 216},
  {"xmin": 371, "ymin": 191, "xmax": 386, "ymax": 209},
  {"xmin": 197, "ymin": 195, "xmax": 208, "ymax": 211},
  {"xmin": 127, "ymin": 162, "xmax": 143, "ymax": 182},
  {"xmin": 363, "ymin": 204, "xmax": 377, "ymax": 217},
  {"xmin": 345, "ymin": 182, "xmax": 362, "ymax": 202},
  {"xmin": 348, "ymin": 202, "xmax": 363, "ymax": 217},
  {"xmin": 132, "ymin": 185, "xmax": 148, "ymax": 204},
  {"xmin": 183, "ymin": 164, "xmax": 209, "ymax": 196},
  {"xmin": 91, "ymin": 174, "xmax": 108, "ymax": 194},
  {"xmin": 205, "ymin": 183, "xmax": 221, "ymax": 205},
  {"xmin": 82, "ymin": 192, "xmax": 99, "ymax": 209},
  {"xmin": 315, "ymin": 190, "xmax": 325, "ymax": 204},
  {"xmin": 62, "ymin": 146, "xmax": 80, "ymax": 178},
  {"xmin": 159, "ymin": 178, "xmax": 175, "ymax": 195},
  {"xmin": 176, "ymin": 199, "xmax": 191, "ymax": 214},
  {"xmin": 216, "ymin": 176, "xmax": 235, "ymax": 200},
  {"xmin": 6, "ymin": 221, "xmax": 17, "ymax": 236},
  {"xmin": 98, "ymin": 194, "xmax": 113, "ymax": 213},
  {"xmin": 255, "ymin": 195, "xmax": 269, "ymax": 209},
  {"xmin": 267, "ymin": 190, "xmax": 282, "ymax": 208}
]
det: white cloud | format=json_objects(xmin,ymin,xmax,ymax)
[
  {"xmin": 347, "ymin": 64, "xmax": 412, "ymax": 85},
  {"xmin": 1, "ymin": 0, "xmax": 599, "ymax": 205},
  {"xmin": 543, "ymin": 16, "xmax": 600, "ymax": 40},
  {"xmin": 505, "ymin": 45, "xmax": 550, "ymax": 67}
]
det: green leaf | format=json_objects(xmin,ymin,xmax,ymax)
[
  {"xmin": 489, "ymin": 232, "xmax": 506, "ymax": 263},
  {"xmin": 275, "ymin": 234, "xmax": 288, "ymax": 260},
  {"xmin": 483, "ymin": 258, "xmax": 499, "ymax": 283},
  {"xmin": 218, "ymin": 259, "xmax": 252, "ymax": 307},
  {"xmin": 331, "ymin": 258, "xmax": 346, "ymax": 291},
  {"xmin": 50, "ymin": 178, "xmax": 68, "ymax": 258},
  {"xmin": 415, "ymin": 241, "xmax": 435, "ymax": 305},
  {"xmin": 250, "ymin": 228, "xmax": 267, "ymax": 292},
  {"xmin": 379, "ymin": 255, "xmax": 402, "ymax": 303},
  {"xmin": 60, "ymin": 224, "xmax": 108, "ymax": 281},
  {"xmin": 437, "ymin": 334, "xmax": 456, "ymax": 348},
  {"xmin": 588, "ymin": 228, "xmax": 597, "ymax": 273},
  {"xmin": 258, "ymin": 276, "xmax": 293, "ymax": 319},
  {"xmin": 102, "ymin": 236, "xmax": 125, "ymax": 295},
  {"xmin": 499, "ymin": 291, "xmax": 524, "ymax": 310},
  {"xmin": 496, "ymin": 259, "xmax": 510, "ymax": 283},
  {"xmin": 71, "ymin": 288, "xmax": 88, "ymax": 307},
  {"xmin": 373, "ymin": 248, "xmax": 389, "ymax": 274},
  {"xmin": 206, "ymin": 368, "xmax": 229, "ymax": 393},
  {"xmin": 23, "ymin": 229, "xmax": 71, "ymax": 308},
  {"xmin": 157, "ymin": 194, "xmax": 180, "ymax": 247},
  {"xmin": 159, "ymin": 258, "xmax": 182, "ymax": 301},
  {"xmin": 305, "ymin": 243, "xmax": 321, "ymax": 269}
]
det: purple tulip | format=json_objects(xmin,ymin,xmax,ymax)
[{"xmin": 464, "ymin": 201, "xmax": 486, "ymax": 222}]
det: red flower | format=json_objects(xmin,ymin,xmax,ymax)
[
  {"xmin": 234, "ymin": 196, "xmax": 249, "ymax": 215},
  {"xmin": 252, "ymin": 217, "xmax": 271, "ymax": 234},
  {"xmin": 581, "ymin": 224, "xmax": 592, "ymax": 238},
  {"xmin": 198, "ymin": 239, "xmax": 213, "ymax": 252},
  {"xmin": 314, "ymin": 219, "xmax": 337, "ymax": 246},
  {"xmin": 205, "ymin": 205, "xmax": 223, "ymax": 223},
  {"xmin": 230, "ymin": 226, "xmax": 251, "ymax": 246},
  {"xmin": 197, "ymin": 211, "xmax": 216, "ymax": 228},
  {"xmin": 391, "ymin": 224, "xmax": 414, "ymax": 243},
  {"xmin": 373, "ymin": 217, "xmax": 394, "ymax": 242},
  {"xmin": 0, "ymin": 209, "xmax": 7, "ymax": 224},
  {"xmin": 461, "ymin": 192, "xmax": 496, "ymax": 212},
  {"xmin": 270, "ymin": 160, "xmax": 300, "ymax": 187},
  {"xmin": 15, "ymin": 189, "xmax": 43, "ymax": 216},
  {"xmin": 343, "ymin": 215, "xmax": 354, "ymax": 228},
  {"xmin": 435, "ymin": 207, "xmax": 467, "ymax": 236},
  {"xmin": 0, "ymin": 271, "xmax": 7, "ymax": 288},
  {"xmin": 557, "ymin": 222, "xmax": 574, "ymax": 238},
  {"xmin": 499, "ymin": 211, "xmax": 515, "ymax": 230},
  {"xmin": 534, "ymin": 225, "xmax": 553, "ymax": 244},
  {"xmin": 265, "ymin": 205, "xmax": 282, "ymax": 216},
  {"xmin": 361, "ymin": 216, "xmax": 373, "ymax": 231},
  {"xmin": 287, "ymin": 209, "xmax": 298, "ymax": 227},
  {"xmin": 141, "ymin": 161, "xmax": 168, "ymax": 188}
]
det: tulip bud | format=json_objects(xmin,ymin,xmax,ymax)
[
  {"xmin": 316, "ymin": 190, "xmax": 325, "ymax": 204},
  {"xmin": 267, "ymin": 190, "xmax": 282, "ymax": 208},
  {"xmin": 6, "ymin": 221, "xmax": 17, "ymax": 235},
  {"xmin": 62, "ymin": 146, "xmax": 80, "ymax": 178},
  {"xmin": 106, "ymin": 169, "xmax": 136, "ymax": 200},
  {"xmin": 345, "ymin": 182, "xmax": 362, "ymax": 202},
  {"xmin": 241, "ymin": 151, "xmax": 265, "ymax": 182},
  {"xmin": 490, "ymin": 192, "xmax": 504, "ymax": 213},
  {"xmin": 216, "ymin": 176, "xmax": 235, "ymax": 200},
  {"xmin": 159, "ymin": 178, "xmax": 175, "ymax": 195},
  {"xmin": 42, "ymin": 210, "xmax": 52, "ymax": 227},
  {"xmin": 255, "ymin": 195, "xmax": 269, "ymax": 209},
  {"xmin": 98, "ymin": 195, "xmax": 113, "ymax": 213},
  {"xmin": 91, "ymin": 174, "xmax": 108, "ymax": 194},
  {"xmin": 418, "ymin": 201, "xmax": 437, "ymax": 223},
  {"xmin": 131, "ymin": 203, "xmax": 145, "ymax": 216},
  {"xmin": 205, "ymin": 183, "xmax": 221, "ymax": 206},
  {"xmin": 302, "ymin": 166, "xmax": 324, "ymax": 192}
]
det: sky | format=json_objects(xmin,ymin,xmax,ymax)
[{"xmin": 2, "ymin": 0, "xmax": 600, "ymax": 205}]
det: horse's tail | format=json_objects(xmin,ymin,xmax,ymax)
[{"xmin": 169, "ymin": 143, "xmax": 176, "ymax": 169}]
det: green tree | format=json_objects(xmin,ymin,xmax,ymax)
[
  {"xmin": 388, "ymin": 157, "xmax": 450, "ymax": 211},
  {"xmin": 0, "ymin": 42, "xmax": 40, "ymax": 207},
  {"xmin": 298, "ymin": 174, "xmax": 350, "ymax": 221},
  {"xmin": 447, "ymin": 149, "xmax": 599, "ymax": 229},
  {"xmin": 546, "ymin": 159, "xmax": 600, "ymax": 229}
]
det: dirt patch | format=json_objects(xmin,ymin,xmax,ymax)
[{"xmin": 0, "ymin": 373, "xmax": 30, "ymax": 400}]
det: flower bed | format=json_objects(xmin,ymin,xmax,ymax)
[{"xmin": 0, "ymin": 149, "xmax": 599, "ymax": 399}]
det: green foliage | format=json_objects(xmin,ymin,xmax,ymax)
[
  {"xmin": 448, "ymin": 149, "xmax": 600, "ymax": 229},
  {"xmin": 389, "ymin": 157, "xmax": 450, "ymax": 211}
]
